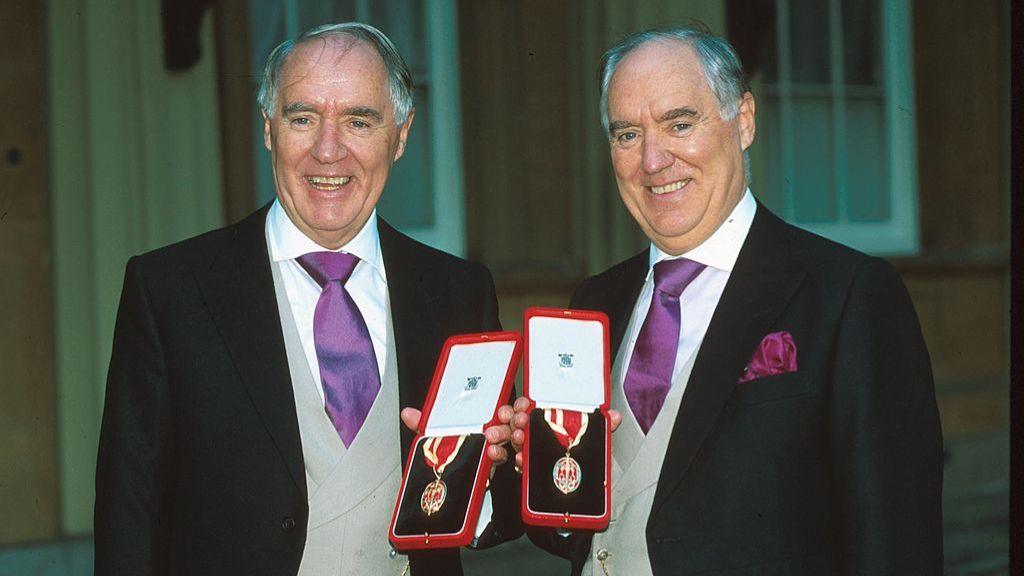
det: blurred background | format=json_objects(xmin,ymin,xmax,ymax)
[{"xmin": 0, "ymin": 0, "xmax": 1009, "ymax": 574}]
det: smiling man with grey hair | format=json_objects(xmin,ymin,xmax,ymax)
[
  {"xmin": 512, "ymin": 24, "xmax": 942, "ymax": 576},
  {"xmin": 95, "ymin": 22, "xmax": 521, "ymax": 576}
]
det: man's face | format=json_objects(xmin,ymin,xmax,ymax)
[
  {"xmin": 264, "ymin": 36, "xmax": 413, "ymax": 249},
  {"xmin": 606, "ymin": 39, "xmax": 755, "ymax": 255}
]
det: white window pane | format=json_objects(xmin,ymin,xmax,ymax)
[
  {"xmin": 377, "ymin": 87, "xmax": 434, "ymax": 228},
  {"xmin": 759, "ymin": 98, "xmax": 786, "ymax": 215},
  {"xmin": 370, "ymin": 0, "xmax": 426, "ymax": 73},
  {"xmin": 789, "ymin": 0, "xmax": 831, "ymax": 83},
  {"xmin": 845, "ymin": 98, "xmax": 889, "ymax": 222},
  {"xmin": 792, "ymin": 97, "xmax": 837, "ymax": 223},
  {"xmin": 842, "ymin": 0, "xmax": 882, "ymax": 86}
]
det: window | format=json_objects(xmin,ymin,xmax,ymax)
[
  {"xmin": 250, "ymin": 0, "xmax": 466, "ymax": 255},
  {"xmin": 743, "ymin": 0, "xmax": 917, "ymax": 255}
]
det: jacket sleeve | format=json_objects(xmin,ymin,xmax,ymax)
[
  {"xmin": 828, "ymin": 257, "xmax": 944, "ymax": 574},
  {"xmin": 94, "ymin": 257, "xmax": 172, "ymax": 575}
]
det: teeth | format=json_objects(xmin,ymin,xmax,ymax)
[
  {"xmin": 307, "ymin": 176, "xmax": 350, "ymax": 189},
  {"xmin": 650, "ymin": 179, "xmax": 688, "ymax": 195}
]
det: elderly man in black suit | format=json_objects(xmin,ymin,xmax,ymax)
[
  {"xmin": 512, "ymin": 26, "xmax": 943, "ymax": 576},
  {"xmin": 95, "ymin": 22, "xmax": 518, "ymax": 575}
]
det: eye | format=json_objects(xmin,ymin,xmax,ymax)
[
  {"xmin": 351, "ymin": 119, "xmax": 370, "ymax": 129},
  {"xmin": 615, "ymin": 131, "xmax": 638, "ymax": 144},
  {"xmin": 672, "ymin": 122, "xmax": 692, "ymax": 132},
  {"xmin": 289, "ymin": 116, "xmax": 312, "ymax": 128}
]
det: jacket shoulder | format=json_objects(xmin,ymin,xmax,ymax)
[
  {"xmin": 571, "ymin": 250, "xmax": 647, "ymax": 310},
  {"xmin": 768, "ymin": 213, "xmax": 910, "ymax": 311},
  {"xmin": 782, "ymin": 218, "xmax": 898, "ymax": 283},
  {"xmin": 379, "ymin": 219, "xmax": 493, "ymax": 281}
]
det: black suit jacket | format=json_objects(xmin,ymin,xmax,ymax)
[
  {"xmin": 536, "ymin": 203, "xmax": 943, "ymax": 575},
  {"xmin": 94, "ymin": 205, "xmax": 521, "ymax": 575}
]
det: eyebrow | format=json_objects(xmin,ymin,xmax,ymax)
[
  {"xmin": 658, "ymin": 107, "xmax": 700, "ymax": 122},
  {"xmin": 281, "ymin": 102, "xmax": 316, "ymax": 115},
  {"xmin": 608, "ymin": 120, "xmax": 636, "ymax": 133},
  {"xmin": 279, "ymin": 103, "xmax": 384, "ymax": 124},
  {"xmin": 607, "ymin": 106, "xmax": 701, "ymax": 134},
  {"xmin": 343, "ymin": 106, "xmax": 384, "ymax": 123}
]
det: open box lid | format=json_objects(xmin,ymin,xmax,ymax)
[
  {"xmin": 420, "ymin": 332, "xmax": 522, "ymax": 437},
  {"xmin": 524, "ymin": 308, "xmax": 610, "ymax": 412}
]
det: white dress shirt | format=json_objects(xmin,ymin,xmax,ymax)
[
  {"xmin": 617, "ymin": 189, "xmax": 757, "ymax": 406},
  {"xmin": 265, "ymin": 200, "xmax": 389, "ymax": 402},
  {"xmin": 265, "ymin": 200, "xmax": 496, "ymax": 537}
]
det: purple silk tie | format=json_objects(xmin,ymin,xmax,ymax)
[
  {"xmin": 297, "ymin": 252, "xmax": 381, "ymax": 447},
  {"xmin": 623, "ymin": 258, "xmax": 706, "ymax": 434}
]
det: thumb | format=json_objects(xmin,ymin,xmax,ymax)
[{"xmin": 400, "ymin": 407, "xmax": 422, "ymax": 432}]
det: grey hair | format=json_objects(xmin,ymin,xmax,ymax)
[
  {"xmin": 599, "ymin": 25, "xmax": 753, "ymax": 184},
  {"xmin": 598, "ymin": 25, "xmax": 751, "ymax": 134},
  {"xmin": 257, "ymin": 22, "xmax": 413, "ymax": 124}
]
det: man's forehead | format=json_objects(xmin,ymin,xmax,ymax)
[
  {"xmin": 282, "ymin": 36, "xmax": 383, "ymax": 79},
  {"xmin": 608, "ymin": 40, "xmax": 712, "ymax": 117},
  {"xmin": 276, "ymin": 37, "xmax": 389, "ymax": 107}
]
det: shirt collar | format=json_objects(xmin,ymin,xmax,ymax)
[
  {"xmin": 266, "ymin": 199, "xmax": 384, "ymax": 277},
  {"xmin": 647, "ymin": 188, "xmax": 757, "ymax": 274}
]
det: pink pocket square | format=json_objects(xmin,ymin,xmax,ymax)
[{"xmin": 739, "ymin": 331, "xmax": 797, "ymax": 383}]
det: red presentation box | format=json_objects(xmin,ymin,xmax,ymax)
[
  {"xmin": 389, "ymin": 331, "xmax": 522, "ymax": 550},
  {"xmin": 521, "ymin": 307, "xmax": 611, "ymax": 531}
]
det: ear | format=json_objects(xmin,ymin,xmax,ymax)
[
  {"xmin": 738, "ymin": 91, "xmax": 756, "ymax": 151},
  {"xmin": 263, "ymin": 113, "xmax": 273, "ymax": 152},
  {"xmin": 392, "ymin": 108, "xmax": 416, "ymax": 162}
]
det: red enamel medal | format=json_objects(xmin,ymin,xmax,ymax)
[{"xmin": 420, "ymin": 435, "xmax": 466, "ymax": 515}]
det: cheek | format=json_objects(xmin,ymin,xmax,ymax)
[
  {"xmin": 274, "ymin": 134, "xmax": 314, "ymax": 167},
  {"xmin": 673, "ymin": 135, "xmax": 714, "ymax": 167},
  {"xmin": 611, "ymin": 150, "xmax": 642, "ymax": 185}
]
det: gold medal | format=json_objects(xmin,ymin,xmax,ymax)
[
  {"xmin": 419, "ymin": 435, "xmax": 466, "ymax": 515},
  {"xmin": 543, "ymin": 408, "xmax": 589, "ymax": 495}
]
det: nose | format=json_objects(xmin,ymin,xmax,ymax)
[
  {"xmin": 311, "ymin": 119, "xmax": 348, "ymax": 163},
  {"xmin": 641, "ymin": 133, "xmax": 672, "ymax": 174}
]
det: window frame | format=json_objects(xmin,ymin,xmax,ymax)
[{"xmin": 762, "ymin": 0, "xmax": 918, "ymax": 256}]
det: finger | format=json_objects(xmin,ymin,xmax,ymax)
[
  {"xmin": 510, "ymin": 428, "xmax": 525, "ymax": 451},
  {"xmin": 497, "ymin": 404, "xmax": 514, "ymax": 424},
  {"xmin": 485, "ymin": 424, "xmax": 511, "ymax": 445},
  {"xmin": 400, "ymin": 408, "xmax": 422, "ymax": 432},
  {"xmin": 512, "ymin": 411, "xmax": 529, "ymax": 431},
  {"xmin": 488, "ymin": 444, "xmax": 508, "ymax": 465},
  {"xmin": 608, "ymin": 409, "xmax": 622, "ymax": 433},
  {"xmin": 513, "ymin": 396, "xmax": 531, "ymax": 413},
  {"xmin": 514, "ymin": 452, "xmax": 523, "ymax": 472}
]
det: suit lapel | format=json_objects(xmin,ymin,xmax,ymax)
[
  {"xmin": 378, "ymin": 219, "xmax": 447, "ymax": 452},
  {"xmin": 587, "ymin": 250, "xmax": 648, "ymax": 356},
  {"xmin": 650, "ymin": 204, "xmax": 806, "ymax": 516},
  {"xmin": 193, "ymin": 204, "xmax": 306, "ymax": 497}
]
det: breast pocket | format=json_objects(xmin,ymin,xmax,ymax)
[{"xmin": 731, "ymin": 371, "xmax": 810, "ymax": 406}]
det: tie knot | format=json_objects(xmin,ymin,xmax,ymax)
[
  {"xmin": 297, "ymin": 251, "xmax": 360, "ymax": 287},
  {"xmin": 653, "ymin": 258, "xmax": 706, "ymax": 297}
]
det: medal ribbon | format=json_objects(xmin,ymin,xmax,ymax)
[
  {"xmin": 543, "ymin": 408, "xmax": 589, "ymax": 452},
  {"xmin": 422, "ymin": 435, "xmax": 467, "ymax": 477}
]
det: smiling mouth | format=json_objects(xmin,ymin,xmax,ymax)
[
  {"xmin": 648, "ymin": 179, "xmax": 691, "ymax": 195},
  {"xmin": 306, "ymin": 176, "xmax": 351, "ymax": 191}
]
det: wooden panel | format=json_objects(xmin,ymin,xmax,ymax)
[
  {"xmin": 914, "ymin": 0, "xmax": 1008, "ymax": 251},
  {"xmin": 496, "ymin": 285, "xmax": 577, "ymax": 335},
  {"xmin": 937, "ymin": 388, "xmax": 1009, "ymax": 437},
  {"xmin": 215, "ymin": 0, "xmax": 257, "ymax": 223},
  {"xmin": 458, "ymin": 0, "xmax": 577, "ymax": 282},
  {"xmin": 0, "ymin": 0, "xmax": 58, "ymax": 545},
  {"xmin": 902, "ymin": 270, "xmax": 1008, "ymax": 387}
]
